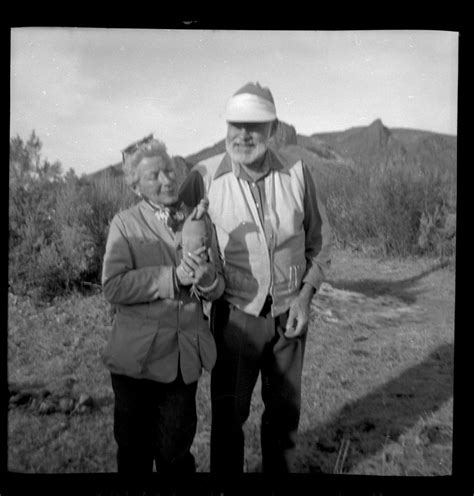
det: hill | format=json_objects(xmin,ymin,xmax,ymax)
[
  {"xmin": 87, "ymin": 119, "xmax": 456, "ymax": 183},
  {"xmin": 311, "ymin": 119, "xmax": 457, "ymax": 172}
]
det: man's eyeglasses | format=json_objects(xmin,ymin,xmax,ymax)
[{"xmin": 121, "ymin": 133, "xmax": 154, "ymax": 164}]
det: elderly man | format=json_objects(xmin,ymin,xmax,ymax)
[
  {"xmin": 102, "ymin": 136, "xmax": 224, "ymax": 476},
  {"xmin": 179, "ymin": 82, "xmax": 332, "ymax": 474}
]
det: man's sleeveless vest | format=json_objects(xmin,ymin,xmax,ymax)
[{"xmin": 198, "ymin": 150, "xmax": 307, "ymax": 317}]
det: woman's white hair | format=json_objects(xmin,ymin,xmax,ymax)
[{"xmin": 122, "ymin": 138, "xmax": 171, "ymax": 191}]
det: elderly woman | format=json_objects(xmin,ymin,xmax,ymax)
[{"xmin": 101, "ymin": 135, "xmax": 224, "ymax": 475}]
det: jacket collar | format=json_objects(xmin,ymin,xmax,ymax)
[
  {"xmin": 213, "ymin": 148, "xmax": 289, "ymax": 180},
  {"xmin": 138, "ymin": 199, "xmax": 189, "ymax": 234}
]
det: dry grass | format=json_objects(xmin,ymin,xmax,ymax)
[{"xmin": 8, "ymin": 249, "xmax": 455, "ymax": 476}]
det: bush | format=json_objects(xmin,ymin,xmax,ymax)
[
  {"xmin": 322, "ymin": 159, "xmax": 456, "ymax": 257},
  {"xmin": 9, "ymin": 133, "xmax": 63, "ymax": 297},
  {"xmin": 323, "ymin": 168, "xmax": 377, "ymax": 249},
  {"xmin": 9, "ymin": 132, "xmax": 137, "ymax": 300},
  {"xmin": 47, "ymin": 172, "xmax": 136, "ymax": 294},
  {"xmin": 76, "ymin": 173, "xmax": 137, "ymax": 279}
]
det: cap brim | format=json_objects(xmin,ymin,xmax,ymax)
[
  {"xmin": 224, "ymin": 93, "xmax": 277, "ymax": 123},
  {"xmin": 225, "ymin": 114, "xmax": 276, "ymax": 123}
]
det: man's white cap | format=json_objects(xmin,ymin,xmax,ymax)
[{"xmin": 224, "ymin": 82, "xmax": 277, "ymax": 122}]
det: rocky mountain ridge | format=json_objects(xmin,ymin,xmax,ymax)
[
  {"xmin": 88, "ymin": 119, "xmax": 456, "ymax": 182},
  {"xmin": 310, "ymin": 119, "xmax": 457, "ymax": 171}
]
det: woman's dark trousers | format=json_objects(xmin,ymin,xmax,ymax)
[{"xmin": 111, "ymin": 371, "xmax": 197, "ymax": 475}]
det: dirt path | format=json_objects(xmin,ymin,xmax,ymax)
[
  {"xmin": 294, "ymin": 249, "xmax": 455, "ymax": 475},
  {"xmin": 317, "ymin": 250, "xmax": 455, "ymax": 337}
]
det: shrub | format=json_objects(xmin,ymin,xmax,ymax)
[
  {"xmin": 51, "ymin": 171, "xmax": 136, "ymax": 289},
  {"xmin": 323, "ymin": 168, "xmax": 378, "ymax": 249},
  {"xmin": 9, "ymin": 133, "xmax": 64, "ymax": 296},
  {"xmin": 77, "ymin": 173, "xmax": 137, "ymax": 280},
  {"xmin": 9, "ymin": 132, "xmax": 137, "ymax": 300},
  {"xmin": 322, "ymin": 159, "xmax": 456, "ymax": 257},
  {"xmin": 34, "ymin": 243, "xmax": 68, "ymax": 299}
]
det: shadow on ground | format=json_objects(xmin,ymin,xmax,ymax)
[
  {"xmin": 328, "ymin": 260, "xmax": 450, "ymax": 304},
  {"xmin": 295, "ymin": 342, "xmax": 454, "ymax": 473}
]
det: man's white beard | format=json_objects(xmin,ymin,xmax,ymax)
[{"xmin": 226, "ymin": 139, "xmax": 268, "ymax": 168}]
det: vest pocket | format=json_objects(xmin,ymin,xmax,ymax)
[{"xmin": 288, "ymin": 264, "xmax": 304, "ymax": 291}]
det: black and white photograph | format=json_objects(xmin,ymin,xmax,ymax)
[{"xmin": 8, "ymin": 27, "xmax": 459, "ymax": 493}]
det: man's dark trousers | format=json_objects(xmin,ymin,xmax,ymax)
[
  {"xmin": 111, "ymin": 371, "xmax": 197, "ymax": 475},
  {"xmin": 210, "ymin": 298, "xmax": 307, "ymax": 474}
]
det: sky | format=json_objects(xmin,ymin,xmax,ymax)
[{"xmin": 10, "ymin": 28, "xmax": 459, "ymax": 177}]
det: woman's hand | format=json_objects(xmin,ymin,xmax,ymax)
[
  {"xmin": 176, "ymin": 262, "xmax": 195, "ymax": 286},
  {"xmin": 179, "ymin": 246, "xmax": 217, "ymax": 288}
]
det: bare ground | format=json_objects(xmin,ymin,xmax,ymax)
[
  {"xmin": 296, "ymin": 250, "xmax": 455, "ymax": 475},
  {"xmin": 7, "ymin": 249, "xmax": 455, "ymax": 475}
]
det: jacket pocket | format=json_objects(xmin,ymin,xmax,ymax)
[
  {"xmin": 102, "ymin": 313, "xmax": 158, "ymax": 377},
  {"xmin": 197, "ymin": 329, "xmax": 217, "ymax": 371},
  {"xmin": 130, "ymin": 240, "xmax": 164, "ymax": 269}
]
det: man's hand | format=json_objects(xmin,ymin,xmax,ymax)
[
  {"xmin": 285, "ymin": 283, "xmax": 315, "ymax": 338},
  {"xmin": 179, "ymin": 246, "xmax": 217, "ymax": 288}
]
